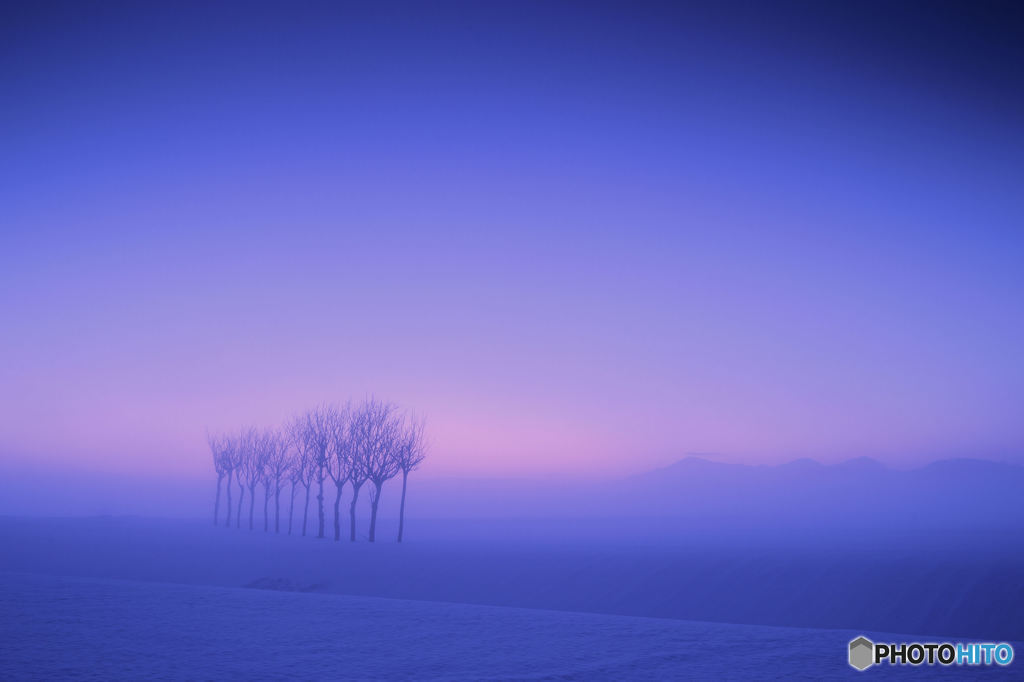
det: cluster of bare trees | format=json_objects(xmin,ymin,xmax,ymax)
[{"xmin": 208, "ymin": 399, "xmax": 426, "ymax": 543}]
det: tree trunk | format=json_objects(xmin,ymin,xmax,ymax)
[
  {"xmin": 316, "ymin": 474, "xmax": 325, "ymax": 539},
  {"xmin": 214, "ymin": 473, "xmax": 224, "ymax": 525},
  {"xmin": 333, "ymin": 482, "xmax": 343, "ymax": 541},
  {"xmin": 368, "ymin": 481, "xmax": 383, "ymax": 543},
  {"xmin": 236, "ymin": 481, "xmax": 244, "ymax": 529},
  {"xmin": 288, "ymin": 483, "xmax": 297, "ymax": 535},
  {"xmin": 302, "ymin": 484, "xmax": 311, "ymax": 537},
  {"xmin": 349, "ymin": 481, "xmax": 362, "ymax": 542},
  {"xmin": 397, "ymin": 470, "xmax": 408, "ymax": 542},
  {"xmin": 248, "ymin": 485, "xmax": 256, "ymax": 530},
  {"xmin": 225, "ymin": 470, "xmax": 233, "ymax": 527},
  {"xmin": 274, "ymin": 483, "xmax": 281, "ymax": 534},
  {"xmin": 262, "ymin": 484, "xmax": 270, "ymax": 532}
]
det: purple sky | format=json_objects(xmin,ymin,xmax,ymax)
[{"xmin": 2, "ymin": 2, "xmax": 1023, "ymax": 477}]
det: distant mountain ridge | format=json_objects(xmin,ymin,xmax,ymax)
[
  {"xmin": 403, "ymin": 455, "xmax": 1024, "ymax": 527},
  {"xmin": 609, "ymin": 454, "xmax": 1024, "ymax": 527},
  {"xmin": 642, "ymin": 453, "xmax": 1020, "ymax": 474},
  {"xmin": 636, "ymin": 453, "xmax": 1023, "ymax": 485}
]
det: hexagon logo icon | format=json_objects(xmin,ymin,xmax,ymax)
[{"xmin": 849, "ymin": 636, "xmax": 874, "ymax": 671}]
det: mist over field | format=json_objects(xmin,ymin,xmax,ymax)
[
  {"xmin": 3, "ymin": 455, "xmax": 1023, "ymax": 647},
  {"xmin": 3, "ymin": 455, "xmax": 1021, "ymax": 530}
]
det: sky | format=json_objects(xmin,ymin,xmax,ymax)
[{"xmin": 1, "ymin": 1, "xmax": 1023, "ymax": 478}]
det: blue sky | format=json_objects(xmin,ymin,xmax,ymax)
[{"xmin": 2, "ymin": 1, "xmax": 1022, "ymax": 476}]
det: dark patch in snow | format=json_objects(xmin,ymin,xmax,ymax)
[{"xmin": 244, "ymin": 576, "xmax": 329, "ymax": 593}]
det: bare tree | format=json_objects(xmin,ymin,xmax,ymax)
[
  {"xmin": 347, "ymin": 453, "xmax": 369, "ymax": 542},
  {"xmin": 221, "ymin": 435, "xmax": 238, "ymax": 528},
  {"xmin": 208, "ymin": 432, "xmax": 230, "ymax": 526},
  {"xmin": 367, "ymin": 424, "xmax": 401, "ymax": 542},
  {"xmin": 260, "ymin": 433, "xmax": 273, "ymax": 532},
  {"xmin": 346, "ymin": 402, "xmax": 373, "ymax": 542},
  {"xmin": 352, "ymin": 398, "xmax": 402, "ymax": 543},
  {"xmin": 305, "ymin": 405, "xmax": 336, "ymax": 540},
  {"xmin": 396, "ymin": 415, "xmax": 427, "ymax": 542},
  {"xmin": 263, "ymin": 428, "xmax": 289, "ymax": 533},
  {"xmin": 224, "ymin": 438, "xmax": 235, "ymax": 527},
  {"xmin": 233, "ymin": 432, "xmax": 247, "ymax": 529},
  {"xmin": 326, "ymin": 403, "xmax": 353, "ymax": 541},
  {"xmin": 239, "ymin": 428, "xmax": 267, "ymax": 531},
  {"xmin": 287, "ymin": 414, "xmax": 315, "ymax": 536},
  {"xmin": 286, "ymin": 437, "xmax": 301, "ymax": 535},
  {"xmin": 283, "ymin": 424, "xmax": 302, "ymax": 535}
]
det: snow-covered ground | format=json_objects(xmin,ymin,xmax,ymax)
[
  {"xmin": 1, "ymin": 570, "xmax": 1017, "ymax": 680},
  {"xmin": 1, "ymin": 516, "xmax": 1020, "ymax": 679},
  {"xmin": 2, "ymin": 516, "xmax": 1020, "ymax": 640}
]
